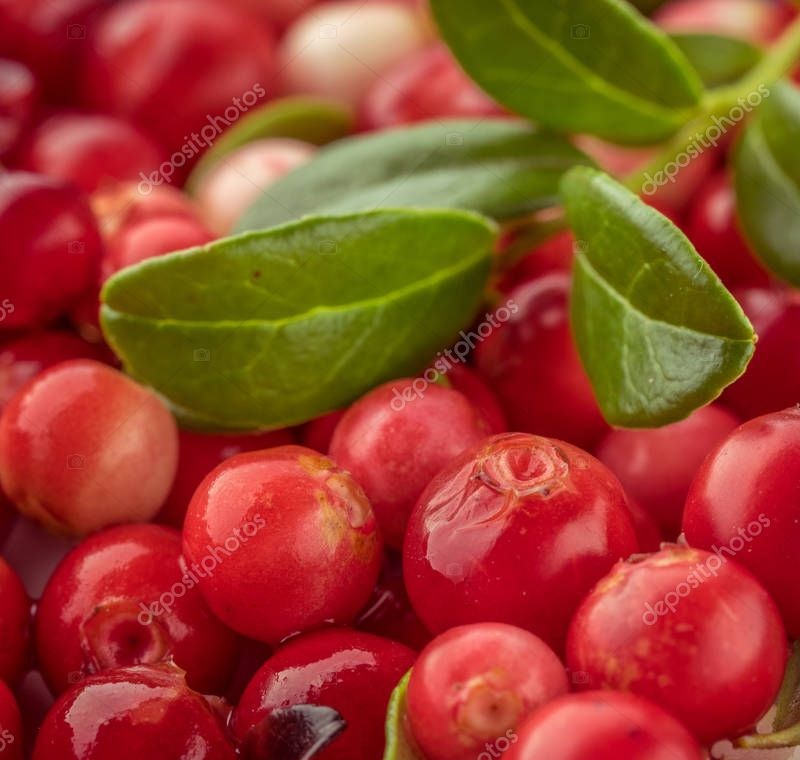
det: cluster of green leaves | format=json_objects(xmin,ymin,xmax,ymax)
[{"xmin": 101, "ymin": 0, "xmax": 800, "ymax": 432}]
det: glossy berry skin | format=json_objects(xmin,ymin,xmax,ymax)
[
  {"xmin": 684, "ymin": 408, "xmax": 800, "ymax": 637},
  {"xmin": 0, "ymin": 680, "xmax": 23, "ymax": 760},
  {"xmin": 32, "ymin": 664, "xmax": 236, "ymax": 760},
  {"xmin": 330, "ymin": 380, "xmax": 491, "ymax": 548},
  {"xmin": 0, "ymin": 172, "xmax": 102, "ymax": 330},
  {"xmin": 475, "ymin": 274, "xmax": 608, "ymax": 450},
  {"xmin": 159, "ymin": 428, "xmax": 295, "ymax": 528},
  {"xmin": 407, "ymin": 623, "xmax": 568, "ymax": 760},
  {"xmin": 35, "ymin": 524, "xmax": 240, "ymax": 696},
  {"xmin": 567, "ymin": 546, "xmax": 787, "ymax": 744},
  {"xmin": 0, "ymin": 58, "xmax": 39, "ymax": 162},
  {"xmin": 0, "ymin": 556, "xmax": 30, "ymax": 684},
  {"xmin": 234, "ymin": 628, "xmax": 415, "ymax": 760},
  {"xmin": 439, "ymin": 363, "xmax": 507, "ymax": 434},
  {"xmin": 504, "ymin": 692, "xmax": 704, "ymax": 760},
  {"xmin": 0, "ymin": 360, "xmax": 179, "ymax": 535},
  {"xmin": 685, "ymin": 172, "xmax": 770, "ymax": 288},
  {"xmin": 22, "ymin": 113, "xmax": 165, "ymax": 195},
  {"xmin": 183, "ymin": 446, "xmax": 382, "ymax": 643},
  {"xmin": 595, "ymin": 404, "xmax": 739, "ymax": 537},
  {"xmin": 359, "ymin": 44, "xmax": 502, "ymax": 130},
  {"xmin": 404, "ymin": 433, "xmax": 638, "ymax": 651},
  {"xmin": 81, "ymin": 0, "xmax": 277, "ymax": 155}
]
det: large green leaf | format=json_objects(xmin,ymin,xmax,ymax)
[
  {"xmin": 734, "ymin": 80, "xmax": 800, "ymax": 286},
  {"xmin": 562, "ymin": 167, "xmax": 755, "ymax": 427},
  {"xmin": 236, "ymin": 119, "xmax": 593, "ymax": 231},
  {"xmin": 384, "ymin": 672, "xmax": 424, "ymax": 760},
  {"xmin": 101, "ymin": 210, "xmax": 496, "ymax": 431},
  {"xmin": 429, "ymin": 0, "xmax": 704, "ymax": 145},
  {"xmin": 670, "ymin": 33, "xmax": 762, "ymax": 89}
]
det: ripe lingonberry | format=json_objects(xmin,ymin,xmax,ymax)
[
  {"xmin": 684, "ymin": 407, "xmax": 800, "ymax": 637},
  {"xmin": 300, "ymin": 410, "xmax": 346, "ymax": 453},
  {"xmin": 0, "ymin": 680, "xmax": 22, "ymax": 760},
  {"xmin": 0, "ymin": 360, "xmax": 179, "ymax": 535},
  {"xmin": 231, "ymin": 0, "xmax": 319, "ymax": 29},
  {"xmin": 182, "ymin": 446, "xmax": 382, "ymax": 643},
  {"xmin": 35, "ymin": 524, "xmax": 240, "ymax": 696},
  {"xmin": 404, "ymin": 433, "xmax": 638, "ymax": 651},
  {"xmin": 438, "ymin": 363, "xmax": 507, "ymax": 434},
  {"xmin": 0, "ymin": 58, "xmax": 39, "ymax": 162},
  {"xmin": 0, "ymin": 172, "xmax": 102, "ymax": 330},
  {"xmin": 330, "ymin": 379, "xmax": 491, "ymax": 548},
  {"xmin": 474, "ymin": 274, "xmax": 608, "ymax": 449},
  {"xmin": 407, "ymin": 623, "xmax": 568, "ymax": 760},
  {"xmin": 0, "ymin": 556, "xmax": 29, "ymax": 684},
  {"xmin": 32, "ymin": 664, "xmax": 236, "ymax": 760},
  {"xmin": 496, "ymin": 231, "xmax": 574, "ymax": 293},
  {"xmin": 504, "ymin": 692, "xmax": 704, "ymax": 760},
  {"xmin": 595, "ymin": 404, "xmax": 739, "ymax": 537},
  {"xmin": 567, "ymin": 545, "xmax": 787, "ymax": 744},
  {"xmin": 234, "ymin": 628, "xmax": 415, "ymax": 760}
]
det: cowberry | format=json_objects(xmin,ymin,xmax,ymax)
[
  {"xmin": 300, "ymin": 410, "xmax": 346, "ymax": 454},
  {"xmin": 0, "ymin": 360, "xmax": 179, "ymax": 535},
  {"xmin": 234, "ymin": 628, "xmax": 415, "ymax": 760},
  {"xmin": 567, "ymin": 545, "xmax": 787, "ymax": 744},
  {"xmin": 407, "ymin": 623, "xmax": 568, "ymax": 760},
  {"xmin": 404, "ymin": 432, "xmax": 638, "ymax": 650},
  {"xmin": 0, "ymin": 680, "xmax": 22, "ymax": 760},
  {"xmin": 496, "ymin": 231, "xmax": 574, "ymax": 293},
  {"xmin": 231, "ymin": 0, "xmax": 319, "ymax": 29},
  {"xmin": 595, "ymin": 404, "xmax": 739, "ymax": 537},
  {"xmin": 474, "ymin": 274, "xmax": 608, "ymax": 449},
  {"xmin": 684, "ymin": 407, "xmax": 800, "ymax": 636},
  {"xmin": 0, "ymin": 556, "xmax": 30, "ymax": 684},
  {"xmin": 183, "ymin": 446, "xmax": 382, "ymax": 643},
  {"xmin": 35, "ymin": 524, "xmax": 240, "ymax": 696},
  {"xmin": 32, "ymin": 664, "xmax": 236, "ymax": 760},
  {"xmin": 504, "ymin": 692, "xmax": 704, "ymax": 760},
  {"xmin": 0, "ymin": 172, "xmax": 102, "ymax": 330},
  {"xmin": 0, "ymin": 58, "xmax": 39, "ymax": 162},
  {"xmin": 330, "ymin": 379, "xmax": 491, "ymax": 548},
  {"xmin": 438, "ymin": 363, "xmax": 507, "ymax": 434}
]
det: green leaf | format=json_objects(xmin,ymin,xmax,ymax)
[
  {"xmin": 186, "ymin": 96, "xmax": 353, "ymax": 193},
  {"xmin": 428, "ymin": 0, "xmax": 704, "ymax": 145},
  {"xmin": 101, "ymin": 209, "xmax": 496, "ymax": 431},
  {"xmin": 734, "ymin": 80, "xmax": 800, "ymax": 286},
  {"xmin": 384, "ymin": 672, "xmax": 425, "ymax": 760},
  {"xmin": 670, "ymin": 33, "xmax": 763, "ymax": 88},
  {"xmin": 236, "ymin": 119, "xmax": 594, "ymax": 232},
  {"xmin": 562, "ymin": 167, "xmax": 755, "ymax": 427}
]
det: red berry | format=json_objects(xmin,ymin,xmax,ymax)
[
  {"xmin": 567, "ymin": 545, "xmax": 787, "ymax": 744},
  {"xmin": 234, "ymin": 628, "xmax": 415, "ymax": 760},
  {"xmin": 496, "ymin": 231, "xmax": 574, "ymax": 293},
  {"xmin": 504, "ymin": 692, "xmax": 704, "ymax": 760},
  {"xmin": 35, "ymin": 524, "xmax": 240, "ymax": 696},
  {"xmin": 358, "ymin": 43, "xmax": 502, "ymax": 130},
  {"xmin": 404, "ymin": 432, "xmax": 638, "ymax": 650},
  {"xmin": 685, "ymin": 172, "xmax": 771, "ymax": 288},
  {"xmin": 684, "ymin": 407, "xmax": 800, "ymax": 636},
  {"xmin": 0, "ymin": 680, "xmax": 23, "ymax": 760},
  {"xmin": 300, "ymin": 410, "xmax": 346, "ymax": 454},
  {"xmin": 183, "ymin": 446, "xmax": 382, "ymax": 643},
  {"xmin": 330, "ymin": 380, "xmax": 491, "ymax": 548},
  {"xmin": 475, "ymin": 274, "xmax": 608, "ymax": 449},
  {"xmin": 439, "ymin": 363, "xmax": 507, "ymax": 434},
  {"xmin": 159, "ymin": 428, "xmax": 295, "ymax": 528},
  {"xmin": 625, "ymin": 498, "xmax": 664, "ymax": 553},
  {"xmin": 32, "ymin": 664, "xmax": 236, "ymax": 760},
  {"xmin": 21, "ymin": 112, "xmax": 166, "ymax": 195},
  {"xmin": 0, "ymin": 172, "xmax": 102, "ymax": 330},
  {"xmin": 595, "ymin": 404, "xmax": 739, "ymax": 537},
  {"xmin": 0, "ymin": 360, "xmax": 179, "ymax": 535},
  {"xmin": 81, "ymin": 0, "xmax": 277, "ymax": 156},
  {"xmin": 0, "ymin": 556, "xmax": 29, "ymax": 684},
  {"xmin": 0, "ymin": 58, "xmax": 39, "ymax": 162},
  {"xmin": 407, "ymin": 623, "xmax": 568, "ymax": 760}
]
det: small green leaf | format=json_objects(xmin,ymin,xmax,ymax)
[
  {"xmin": 186, "ymin": 96, "xmax": 353, "ymax": 192},
  {"xmin": 101, "ymin": 209, "xmax": 496, "ymax": 431},
  {"xmin": 562, "ymin": 167, "xmax": 755, "ymax": 427},
  {"xmin": 384, "ymin": 672, "xmax": 424, "ymax": 760},
  {"xmin": 429, "ymin": 0, "xmax": 704, "ymax": 145},
  {"xmin": 734, "ymin": 80, "xmax": 800, "ymax": 285},
  {"xmin": 236, "ymin": 119, "xmax": 593, "ymax": 231},
  {"xmin": 670, "ymin": 33, "xmax": 763, "ymax": 88}
]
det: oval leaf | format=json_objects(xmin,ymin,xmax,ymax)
[
  {"xmin": 670, "ymin": 33, "xmax": 762, "ymax": 88},
  {"xmin": 101, "ymin": 209, "xmax": 496, "ymax": 431},
  {"xmin": 384, "ymin": 672, "xmax": 425, "ymax": 760},
  {"xmin": 734, "ymin": 80, "xmax": 800, "ymax": 285},
  {"xmin": 236, "ymin": 119, "xmax": 594, "ymax": 232},
  {"xmin": 429, "ymin": 0, "xmax": 704, "ymax": 145},
  {"xmin": 186, "ymin": 96, "xmax": 353, "ymax": 192},
  {"xmin": 562, "ymin": 167, "xmax": 755, "ymax": 427}
]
